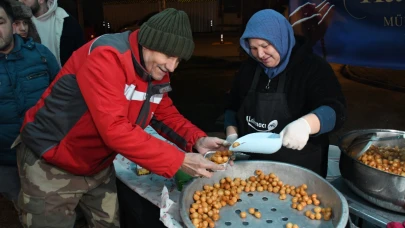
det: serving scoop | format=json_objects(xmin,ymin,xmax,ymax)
[
  {"xmin": 205, "ymin": 132, "xmax": 282, "ymax": 172},
  {"xmin": 229, "ymin": 132, "xmax": 282, "ymax": 154}
]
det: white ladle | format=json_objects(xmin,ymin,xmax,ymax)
[{"xmin": 229, "ymin": 132, "xmax": 282, "ymax": 154}]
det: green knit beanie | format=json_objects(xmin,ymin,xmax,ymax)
[{"xmin": 138, "ymin": 8, "xmax": 194, "ymax": 61}]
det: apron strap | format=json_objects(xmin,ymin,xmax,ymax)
[
  {"xmin": 249, "ymin": 65, "xmax": 263, "ymax": 92},
  {"xmin": 277, "ymin": 71, "xmax": 288, "ymax": 93}
]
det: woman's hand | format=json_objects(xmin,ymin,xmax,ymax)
[{"xmin": 280, "ymin": 114, "xmax": 320, "ymax": 150}]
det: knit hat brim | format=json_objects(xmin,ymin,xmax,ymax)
[
  {"xmin": 139, "ymin": 23, "xmax": 194, "ymax": 61},
  {"xmin": 138, "ymin": 8, "xmax": 194, "ymax": 61}
]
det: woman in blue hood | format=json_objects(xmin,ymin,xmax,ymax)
[{"xmin": 224, "ymin": 9, "xmax": 346, "ymax": 177}]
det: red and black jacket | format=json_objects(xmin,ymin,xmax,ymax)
[{"xmin": 20, "ymin": 30, "xmax": 206, "ymax": 177}]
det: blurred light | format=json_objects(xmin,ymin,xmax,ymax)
[
  {"xmin": 91, "ymin": 35, "xmax": 94, "ymax": 38},
  {"xmin": 210, "ymin": 20, "xmax": 213, "ymax": 27}
]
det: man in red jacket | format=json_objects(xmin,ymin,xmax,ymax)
[{"xmin": 14, "ymin": 8, "xmax": 228, "ymax": 227}]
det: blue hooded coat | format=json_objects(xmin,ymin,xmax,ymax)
[{"xmin": 0, "ymin": 35, "xmax": 59, "ymax": 165}]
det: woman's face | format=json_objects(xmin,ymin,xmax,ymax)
[
  {"xmin": 13, "ymin": 20, "xmax": 29, "ymax": 38},
  {"xmin": 248, "ymin": 38, "xmax": 280, "ymax": 68}
]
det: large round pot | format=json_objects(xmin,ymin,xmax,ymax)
[
  {"xmin": 338, "ymin": 129, "xmax": 405, "ymax": 213},
  {"xmin": 180, "ymin": 161, "xmax": 349, "ymax": 228}
]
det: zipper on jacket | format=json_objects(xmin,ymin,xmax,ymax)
[
  {"xmin": 3, "ymin": 61, "xmax": 16, "ymax": 89},
  {"xmin": 265, "ymin": 79, "xmax": 271, "ymax": 90},
  {"xmin": 136, "ymin": 80, "xmax": 153, "ymax": 128},
  {"xmin": 27, "ymin": 71, "xmax": 47, "ymax": 80}
]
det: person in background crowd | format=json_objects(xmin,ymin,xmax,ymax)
[
  {"xmin": 19, "ymin": 0, "xmax": 85, "ymax": 66},
  {"xmin": 14, "ymin": 8, "xmax": 229, "ymax": 227},
  {"xmin": 0, "ymin": 0, "xmax": 59, "ymax": 208},
  {"xmin": 224, "ymin": 9, "xmax": 346, "ymax": 178},
  {"xmin": 7, "ymin": 0, "xmax": 41, "ymax": 43}
]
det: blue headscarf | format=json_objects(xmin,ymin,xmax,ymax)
[{"xmin": 240, "ymin": 9, "xmax": 296, "ymax": 79}]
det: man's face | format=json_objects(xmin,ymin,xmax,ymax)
[
  {"xmin": 13, "ymin": 20, "xmax": 29, "ymax": 38},
  {"xmin": 0, "ymin": 8, "xmax": 14, "ymax": 54},
  {"xmin": 142, "ymin": 47, "xmax": 180, "ymax": 81},
  {"xmin": 19, "ymin": 0, "xmax": 40, "ymax": 15}
]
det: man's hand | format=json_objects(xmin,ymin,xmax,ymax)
[
  {"xmin": 194, "ymin": 137, "xmax": 229, "ymax": 154},
  {"xmin": 280, "ymin": 118, "xmax": 311, "ymax": 150},
  {"xmin": 180, "ymin": 153, "xmax": 225, "ymax": 178}
]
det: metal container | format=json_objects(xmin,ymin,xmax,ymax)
[
  {"xmin": 203, "ymin": 151, "xmax": 233, "ymax": 171},
  {"xmin": 338, "ymin": 129, "xmax": 405, "ymax": 213},
  {"xmin": 180, "ymin": 161, "xmax": 349, "ymax": 228}
]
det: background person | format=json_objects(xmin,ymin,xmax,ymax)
[{"xmin": 0, "ymin": 0, "xmax": 59, "ymax": 208}]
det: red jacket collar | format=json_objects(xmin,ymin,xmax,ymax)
[{"xmin": 129, "ymin": 30, "xmax": 142, "ymax": 64}]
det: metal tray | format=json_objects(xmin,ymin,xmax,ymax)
[{"xmin": 180, "ymin": 161, "xmax": 349, "ymax": 228}]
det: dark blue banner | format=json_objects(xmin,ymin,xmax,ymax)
[{"xmin": 289, "ymin": 0, "xmax": 405, "ymax": 70}]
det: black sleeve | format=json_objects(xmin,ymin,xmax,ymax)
[
  {"xmin": 305, "ymin": 54, "xmax": 347, "ymax": 131},
  {"xmin": 60, "ymin": 15, "xmax": 85, "ymax": 66}
]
